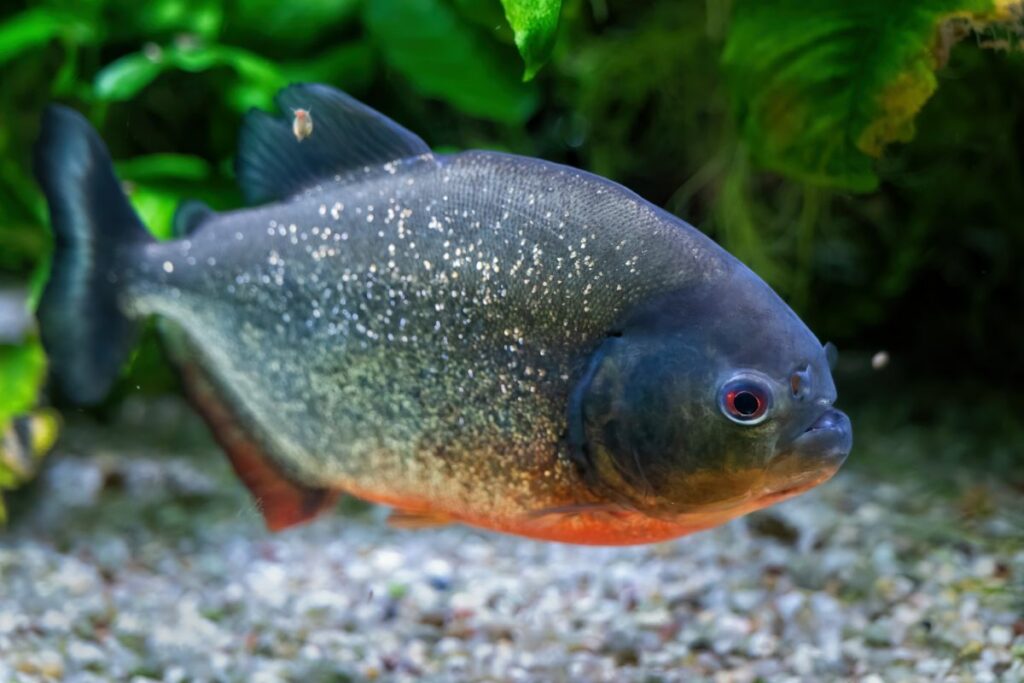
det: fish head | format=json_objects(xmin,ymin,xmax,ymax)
[{"xmin": 569, "ymin": 266, "xmax": 851, "ymax": 526}]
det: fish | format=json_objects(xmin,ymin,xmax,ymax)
[{"xmin": 32, "ymin": 83, "xmax": 852, "ymax": 545}]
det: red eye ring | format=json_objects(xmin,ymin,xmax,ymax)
[{"xmin": 719, "ymin": 379, "xmax": 771, "ymax": 425}]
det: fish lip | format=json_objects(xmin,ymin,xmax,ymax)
[
  {"xmin": 760, "ymin": 407, "xmax": 851, "ymax": 499},
  {"xmin": 797, "ymin": 407, "xmax": 852, "ymax": 461},
  {"xmin": 774, "ymin": 407, "xmax": 853, "ymax": 468}
]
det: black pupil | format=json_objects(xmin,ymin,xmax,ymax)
[{"xmin": 734, "ymin": 391, "xmax": 760, "ymax": 416}]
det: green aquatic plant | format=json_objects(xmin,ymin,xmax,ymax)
[
  {"xmin": 365, "ymin": 0, "xmax": 537, "ymax": 123},
  {"xmin": 499, "ymin": 0, "xmax": 563, "ymax": 80},
  {"xmin": 723, "ymin": 0, "xmax": 1024, "ymax": 190},
  {"xmin": 0, "ymin": 338, "xmax": 56, "ymax": 524}
]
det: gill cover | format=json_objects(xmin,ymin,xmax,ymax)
[
  {"xmin": 568, "ymin": 331, "xmax": 692, "ymax": 509},
  {"xmin": 569, "ymin": 329, "xmax": 771, "ymax": 516},
  {"xmin": 566, "ymin": 281, "xmax": 815, "ymax": 517}
]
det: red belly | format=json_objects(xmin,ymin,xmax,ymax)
[{"xmin": 342, "ymin": 483, "xmax": 707, "ymax": 546}]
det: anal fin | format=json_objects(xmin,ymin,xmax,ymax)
[
  {"xmin": 172, "ymin": 199, "xmax": 216, "ymax": 238},
  {"xmin": 177, "ymin": 359, "xmax": 338, "ymax": 531}
]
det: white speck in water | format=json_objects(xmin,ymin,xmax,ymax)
[{"xmin": 162, "ymin": 261, "xmax": 174, "ymax": 273}]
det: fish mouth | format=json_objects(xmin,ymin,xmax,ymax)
[
  {"xmin": 620, "ymin": 409, "xmax": 852, "ymax": 530},
  {"xmin": 762, "ymin": 408, "xmax": 852, "ymax": 500},
  {"xmin": 790, "ymin": 407, "xmax": 853, "ymax": 463}
]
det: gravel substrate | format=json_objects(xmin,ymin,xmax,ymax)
[{"xmin": 1, "ymin": 417, "xmax": 1022, "ymax": 682}]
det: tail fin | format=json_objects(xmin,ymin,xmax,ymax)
[{"xmin": 33, "ymin": 106, "xmax": 154, "ymax": 405}]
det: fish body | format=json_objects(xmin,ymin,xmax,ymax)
[{"xmin": 33, "ymin": 84, "xmax": 851, "ymax": 544}]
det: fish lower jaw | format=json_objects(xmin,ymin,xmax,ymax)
[{"xmin": 755, "ymin": 465, "xmax": 843, "ymax": 506}]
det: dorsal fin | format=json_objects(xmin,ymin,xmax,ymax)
[
  {"xmin": 172, "ymin": 199, "xmax": 215, "ymax": 237},
  {"xmin": 235, "ymin": 83, "xmax": 432, "ymax": 205}
]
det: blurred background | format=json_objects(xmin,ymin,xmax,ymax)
[
  {"xmin": 0, "ymin": 2, "xmax": 1022, "ymax": 679},
  {"xmin": 0, "ymin": 0, "xmax": 1022, "ymax": 507}
]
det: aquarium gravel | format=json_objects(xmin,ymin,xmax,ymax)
[{"xmin": 0, "ymin": 422, "xmax": 1021, "ymax": 683}]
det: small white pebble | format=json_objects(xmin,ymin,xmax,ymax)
[{"xmin": 989, "ymin": 625, "xmax": 1012, "ymax": 647}]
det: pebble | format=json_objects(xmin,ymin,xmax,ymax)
[{"xmin": 0, "ymin": 431, "xmax": 1020, "ymax": 682}]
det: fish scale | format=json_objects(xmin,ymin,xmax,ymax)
[
  {"xmin": 130, "ymin": 151, "xmax": 732, "ymax": 520},
  {"xmin": 32, "ymin": 83, "xmax": 851, "ymax": 544}
]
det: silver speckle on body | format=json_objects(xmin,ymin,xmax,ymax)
[{"xmin": 128, "ymin": 152, "xmax": 732, "ymax": 521}]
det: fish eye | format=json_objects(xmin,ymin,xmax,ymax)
[{"xmin": 719, "ymin": 378, "xmax": 772, "ymax": 425}]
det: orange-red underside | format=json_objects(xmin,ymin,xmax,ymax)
[{"xmin": 180, "ymin": 359, "xmax": 703, "ymax": 545}]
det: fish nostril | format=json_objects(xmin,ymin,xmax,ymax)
[{"xmin": 790, "ymin": 366, "xmax": 812, "ymax": 399}]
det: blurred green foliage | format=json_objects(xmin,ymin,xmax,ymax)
[
  {"xmin": 0, "ymin": 0, "xmax": 1021, "ymax": 469},
  {"xmin": 723, "ymin": 0, "xmax": 1018, "ymax": 191},
  {"xmin": 0, "ymin": 341, "xmax": 45, "ymax": 425},
  {"xmin": 0, "ymin": 332, "xmax": 54, "ymax": 524},
  {"xmin": 500, "ymin": 0, "xmax": 562, "ymax": 80},
  {"xmin": 364, "ymin": 0, "xmax": 537, "ymax": 123}
]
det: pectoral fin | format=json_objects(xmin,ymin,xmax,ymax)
[
  {"xmin": 527, "ymin": 502, "xmax": 631, "ymax": 521},
  {"xmin": 387, "ymin": 508, "xmax": 453, "ymax": 530}
]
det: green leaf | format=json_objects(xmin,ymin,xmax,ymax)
[
  {"xmin": 228, "ymin": 0, "xmax": 360, "ymax": 49},
  {"xmin": 116, "ymin": 154, "xmax": 212, "ymax": 183},
  {"xmin": 95, "ymin": 44, "xmax": 286, "ymax": 104},
  {"xmin": 499, "ymin": 0, "xmax": 562, "ymax": 80},
  {"xmin": 281, "ymin": 42, "xmax": 375, "ymax": 92},
  {"xmin": 0, "ymin": 342, "xmax": 46, "ymax": 425},
  {"xmin": 0, "ymin": 8, "xmax": 94, "ymax": 66},
  {"xmin": 94, "ymin": 52, "xmax": 166, "ymax": 101},
  {"xmin": 125, "ymin": 184, "xmax": 184, "ymax": 241},
  {"xmin": 722, "ymin": 0, "xmax": 1015, "ymax": 191},
  {"xmin": 114, "ymin": 155, "xmax": 215, "ymax": 240},
  {"xmin": 364, "ymin": 0, "xmax": 538, "ymax": 124},
  {"xmin": 102, "ymin": 0, "xmax": 224, "ymax": 41},
  {"xmin": 452, "ymin": 0, "xmax": 512, "ymax": 34}
]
